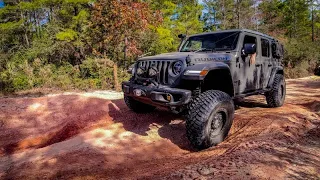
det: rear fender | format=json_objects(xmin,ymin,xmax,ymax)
[{"xmin": 267, "ymin": 67, "xmax": 284, "ymax": 88}]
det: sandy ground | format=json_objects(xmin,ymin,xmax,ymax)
[{"xmin": 0, "ymin": 77, "xmax": 319, "ymax": 179}]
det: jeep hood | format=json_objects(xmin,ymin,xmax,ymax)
[{"xmin": 138, "ymin": 52, "xmax": 233, "ymax": 64}]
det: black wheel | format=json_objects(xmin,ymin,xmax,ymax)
[
  {"xmin": 265, "ymin": 74, "xmax": 286, "ymax": 107},
  {"xmin": 186, "ymin": 90, "xmax": 234, "ymax": 150},
  {"xmin": 124, "ymin": 95, "xmax": 156, "ymax": 113}
]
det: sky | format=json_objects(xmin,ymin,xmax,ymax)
[{"xmin": 0, "ymin": 0, "xmax": 4, "ymax": 8}]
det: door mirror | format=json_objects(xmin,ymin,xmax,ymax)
[{"xmin": 243, "ymin": 43, "xmax": 256, "ymax": 55}]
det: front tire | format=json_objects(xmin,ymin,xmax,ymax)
[
  {"xmin": 124, "ymin": 95, "xmax": 156, "ymax": 113},
  {"xmin": 186, "ymin": 90, "xmax": 234, "ymax": 150},
  {"xmin": 265, "ymin": 74, "xmax": 286, "ymax": 107}
]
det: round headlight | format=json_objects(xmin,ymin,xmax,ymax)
[{"xmin": 172, "ymin": 61, "xmax": 183, "ymax": 75}]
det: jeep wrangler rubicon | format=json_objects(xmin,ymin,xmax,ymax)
[{"xmin": 122, "ymin": 29, "xmax": 285, "ymax": 149}]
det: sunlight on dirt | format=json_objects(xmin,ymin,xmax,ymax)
[{"xmin": 0, "ymin": 77, "xmax": 319, "ymax": 179}]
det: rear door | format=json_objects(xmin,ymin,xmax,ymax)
[{"xmin": 260, "ymin": 38, "xmax": 272, "ymax": 89}]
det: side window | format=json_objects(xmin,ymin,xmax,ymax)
[
  {"xmin": 243, "ymin": 35, "xmax": 257, "ymax": 54},
  {"xmin": 261, "ymin": 38, "xmax": 270, "ymax": 57}
]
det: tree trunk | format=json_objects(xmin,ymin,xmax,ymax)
[
  {"xmin": 49, "ymin": 6, "xmax": 53, "ymax": 22},
  {"xmin": 24, "ymin": 33, "xmax": 30, "ymax": 47},
  {"xmin": 222, "ymin": 0, "xmax": 226, "ymax": 29},
  {"xmin": 113, "ymin": 63, "xmax": 120, "ymax": 91},
  {"xmin": 311, "ymin": 1, "xmax": 315, "ymax": 42},
  {"xmin": 21, "ymin": 11, "xmax": 30, "ymax": 47},
  {"xmin": 237, "ymin": 0, "xmax": 241, "ymax": 29}
]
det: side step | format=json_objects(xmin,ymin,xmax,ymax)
[{"xmin": 234, "ymin": 89, "xmax": 270, "ymax": 99}]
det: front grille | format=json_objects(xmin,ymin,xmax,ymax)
[{"xmin": 136, "ymin": 60, "xmax": 174, "ymax": 85}]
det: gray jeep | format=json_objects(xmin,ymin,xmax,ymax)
[{"xmin": 122, "ymin": 29, "xmax": 286, "ymax": 149}]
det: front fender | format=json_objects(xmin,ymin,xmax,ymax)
[{"xmin": 182, "ymin": 62, "xmax": 231, "ymax": 81}]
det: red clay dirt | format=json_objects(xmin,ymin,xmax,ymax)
[{"xmin": 0, "ymin": 77, "xmax": 319, "ymax": 179}]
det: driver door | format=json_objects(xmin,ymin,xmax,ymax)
[{"xmin": 241, "ymin": 34, "xmax": 258, "ymax": 92}]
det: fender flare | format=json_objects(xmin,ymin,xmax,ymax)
[
  {"xmin": 182, "ymin": 62, "xmax": 231, "ymax": 81},
  {"xmin": 267, "ymin": 66, "xmax": 284, "ymax": 88},
  {"xmin": 182, "ymin": 62, "xmax": 234, "ymax": 96}
]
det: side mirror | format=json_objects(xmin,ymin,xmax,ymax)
[
  {"xmin": 243, "ymin": 43, "xmax": 256, "ymax": 55},
  {"xmin": 178, "ymin": 34, "xmax": 186, "ymax": 39}
]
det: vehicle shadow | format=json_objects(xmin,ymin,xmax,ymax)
[
  {"xmin": 108, "ymin": 97, "xmax": 276, "ymax": 151},
  {"xmin": 108, "ymin": 100, "xmax": 196, "ymax": 151}
]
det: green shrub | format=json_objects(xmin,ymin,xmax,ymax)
[
  {"xmin": 0, "ymin": 55, "xmax": 130, "ymax": 93},
  {"xmin": 285, "ymin": 61, "xmax": 311, "ymax": 79},
  {"xmin": 0, "ymin": 70, "xmax": 13, "ymax": 92},
  {"xmin": 283, "ymin": 39, "xmax": 320, "ymax": 78},
  {"xmin": 12, "ymin": 73, "xmax": 30, "ymax": 91}
]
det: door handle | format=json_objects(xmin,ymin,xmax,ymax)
[
  {"xmin": 268, "ymin": 64, "xmax": 272, "ymax": 67},
  {"xmin": 255, "ymin": 64, "xmax": 261, "ymax": 67}
]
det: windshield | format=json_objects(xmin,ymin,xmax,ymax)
[{"xmin": 180, "ymin": 32, "xmax": 240, "ymax": 52}]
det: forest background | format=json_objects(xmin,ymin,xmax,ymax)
[{"xmin": 1, "ymin": 0, "xmax": 319, "ymax": 92}]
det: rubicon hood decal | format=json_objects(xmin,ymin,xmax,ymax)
[{"xmin": 191, "ymin": 54, "xmax": 232, "ymax": 62}]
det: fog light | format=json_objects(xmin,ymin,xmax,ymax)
[
  {"xmin": 133, "ymin": 89, "xmax": 143, "ymax": 96},
  {"xmin": 166, "ymin": 94, "xmax": 172, "ymax": 101}
]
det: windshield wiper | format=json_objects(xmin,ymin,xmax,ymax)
[{"xmin": 194, "ymin": 48, "xmax": 215, "ymax": 53}]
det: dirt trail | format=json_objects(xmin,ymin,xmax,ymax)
[{"xmin": 0, "ymin": 77, "xmax": 319, "ymax": 179}]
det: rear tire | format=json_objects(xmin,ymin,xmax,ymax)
[
  {"xmin": 124, "ymin": 95, "xmax": 156, "ymax": 113},
  {"xmin": 265, "ymin": 74, "xmax": 286, "ymax": 107},
  {"xmin": 186, "ymin": 90, "xmax": 234, "ymax": 150}
]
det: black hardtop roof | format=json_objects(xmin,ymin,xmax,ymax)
[{"xmin": 189, "ymin": 29, "xmax": 276, "ymax": 41}]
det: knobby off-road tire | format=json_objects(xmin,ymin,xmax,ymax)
[
  {"xmin": 186, "ymin": 90, "xmax": 235, "ymax": 150},
  {"xmin": 124, "ymin": 95, "xmax": 156, "ymax": 113},
  {"xmin": 265, "ymin": 74, "xmax": 286, "ymax": 107}
]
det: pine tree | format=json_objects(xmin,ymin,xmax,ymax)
[
  {"xmin": 203, "ymin": 0, "xmax": 255, "ymax": 30},
  {"xmin": 147, "ymin": 0, "xmax": 203, "ymax": 53},
  {"xmin": 258, "ymin": 0, "xmax": 285, "ymax": 36}
]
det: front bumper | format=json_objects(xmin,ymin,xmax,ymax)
[{"xmin": 122, "ymin": 81, "xmax": 192, "ymax": 107}]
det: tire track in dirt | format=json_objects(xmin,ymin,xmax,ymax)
[{"xmin": 0, "ymin": 77, "xmax": 319, "ymax": 179}]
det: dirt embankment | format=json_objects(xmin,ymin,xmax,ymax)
[{"xmin": 0, "ymin": 77, "xmax": 319, "ymax": 179}]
